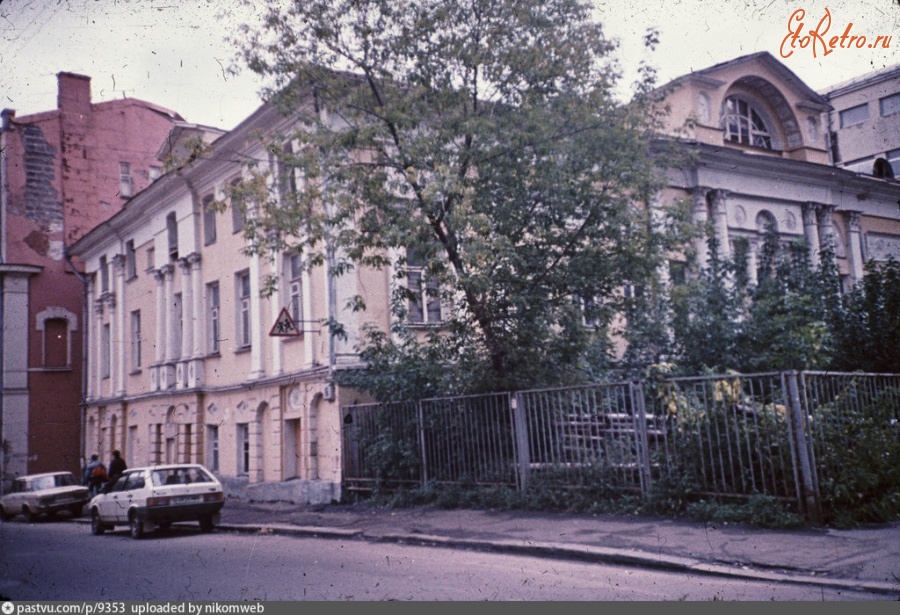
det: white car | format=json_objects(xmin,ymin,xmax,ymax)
[
  {"xmin": 89, "ymin": 464, "xmax": 225, "ymax": 539},
  {"xmin": 0, "ymin": 472, "xmax": 90, "ymax": 522}
]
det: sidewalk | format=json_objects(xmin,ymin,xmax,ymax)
[{"xmin": 217, "ymin": 497, "xmax": 900, "ymax": 597}]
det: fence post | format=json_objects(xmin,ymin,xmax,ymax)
[
  {"xmin": 786, "ymin": 371, "xmax": 823, "ymax": 524},
  {"xmin": 417, "ymin": 400, "xmax": 428, "ymax": 489},
  {"xmin": 510, "ymin": 393, "xmax": 530, "ymax": 492},
  {"xmin": 632, "ymin": 381, "xmax": 653, "ymax": 497}
]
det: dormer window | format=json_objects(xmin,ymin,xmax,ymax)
[{"xmin": 723, "ymin": 96, "xmax": 773, "ymax": 150}]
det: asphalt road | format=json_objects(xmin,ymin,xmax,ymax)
[{"xmin": 0, "ymin": 520, "xmax": 886, "ymax": 601}]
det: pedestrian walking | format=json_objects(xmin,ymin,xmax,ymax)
[
  {"xmin": 108, "ymin": 449, "xmax": 127, "ymax": 483},
  {"xmin": 83, "ymin": 453, "xmax": 108, "ymax": 497}
]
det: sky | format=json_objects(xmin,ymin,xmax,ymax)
[{"xmin": 0, "ymin": 0, "xmax": 898, "ymax": 131}]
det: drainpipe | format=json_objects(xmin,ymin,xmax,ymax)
[
  {"xmin": 0, "ymin": 109, "xmax": 11, "ymax": 497},
  {"xmin": 65, "ymin": 252, "xmax": 89, "ymax": 481}
]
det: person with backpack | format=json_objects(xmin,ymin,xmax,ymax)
[{"xmin": 83, "ymin": 453, "xmax": 108, "ymax": 497}]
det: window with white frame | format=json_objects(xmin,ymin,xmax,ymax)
[
  {"xmin": 173, "ymin": 293, "xmax": 183, "ymax": 359},
  {"xmin": 101, "ymin": 323, "xmax": 111, "ymax": 378},
  {"xmin": 206, "ymin": 425, "xmax": 219, "ymax": 472},
  {"xmin": 166, "ymin": 212, "xmax": 178, "ymax": 261},
  {"xmin": 99, "ymin": 255, "xmax": 109, "ymax": 293},
  {"xmin": 237, "ymin": 423, "xmax": 250, "ymax": 475},
  {"xmin": 119, "ymin": 162, "xmax": 133, "ymax": 197},
  {"xmin": 881, "ymin": 93, "xmax": 900, "ymax": 117},
  {"xmin": 286, "ymin": 252, "xmax": 303, "ymax": 330},
  {"xmin": 722, "ymin": 96, "xmax": 773, "ymax": 149},
  {"xmin": 405, "ymin": 248, "xmax": 442, "ymax": 325},
  {"xmin": 207, "ymin": 282, "xmax": 220, "ymax": 354},
  {"xmin": 130, "ymin": 310, "xmax": 142, "ymax": 371},
  {"xmin": 236, "ymin": 271, "xmax": 251, "ymax": 348},
  {"xmin": 278, "ymin": 141, "xmax": 299, "ymax": 205},
  {"xmin": 203, "ymin": 194, "xmax": 217, "ymax": 245},
  {"xmin": 146, "ymin": 246, "xmax": 155, "ymax": 272},
  {"xmin": 230, "ymin": 177, "xmax": 246, "ymax": 234},
  {"xmin": 839, "ymin": 103, "xmax": 869, "ymax": 127},
  {"xmin": 125, "ymin": 240, "xmax": 136, "ymax": 280}
]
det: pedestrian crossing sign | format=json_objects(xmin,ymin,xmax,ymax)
[{"xmin": 269, "ymin": 307, "xmax": 301, "ymax": 337}]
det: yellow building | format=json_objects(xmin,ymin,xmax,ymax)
[
  {"xmin": 68, "ymin": 53, "xmax": 900, "ymax": 504},
  {"xmin": 655, "ymin": 52, "xmax": 900, "ymax": 290}
]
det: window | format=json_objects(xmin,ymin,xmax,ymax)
[
  {"xmin": 207, "ymin": 282, "xmax": 220, "ymax": 354},
  {"xmin": 173, "ymin": 293, "xmax": 183, "ymax": 360},
  {"xmin": 879, "ymin": 93, "xmax": 900, "ymax": 117},
  {"xmin": 278, "ymin": 142, "xmax": 298, "ymax": 205},
  {"xmin": 202, "ymin": 194, "xmax": 217, "ymax": 245},
  {"xmin": 146, "ymin": 246, "xmax": 155, "ymax": 271},
  {"xmin": 130, "ymin": 310, "xmax": 142, "ymax": 371},
  {"xmin": 237, "ymin": 423, "xmax": 250, "ymax": 475},
  {"xmin": 230, "ymin": 178, "xmax": 246, "ymax": 234},
  {"xmin": 119, "ymin": 162, "xmax": 132, "ymax": 198},
  {"xmin": 839, "ymin": 103, "xmax": 869, "ymax": 127},
  {"xmin": 722, "ymin": 96, "xmax": 773, "ymax": 149},
  {"xmin": 44, "ymin": 318, "xmax": 68, "ymax": 368},
  {"xmin": 166, "ymin": 212, "xmax": 178, "ymax": 261},
  {"xmin": 99, "ymin": 255, "xmax": 109, "ymax": 293},
  {"xmin": 236, "ymin": 271, "xmax": 251, "ymax": 348},
  {"xmin": 125, "ymin": 240, "xmax": 136, "ymax": 279},
  {"xmin": 149, "ymin": 166, "xmax": 163, "ymax": 182},
  {"xmin": 287, "ymin": 253, "xmax": 303, "ymax": 330},
  {"xmin": 406, "ymin": 249, "xmax": 442, "ymax": 325},
  {"xmin": 101, "ymin": 323, "xmax": 111, "ymax": 378},
  {"xmin": 206, "ymin": 425, "xmax": 219, "ymax": 472}
]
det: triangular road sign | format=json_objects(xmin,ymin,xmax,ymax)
[{"xmin": 269, "ymin": 307, "xmax": 301, "ymax": 337}]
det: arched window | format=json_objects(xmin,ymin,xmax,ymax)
[{"xmin": 723, "ymin": 96, "xmax": 773, "ymax": 149}]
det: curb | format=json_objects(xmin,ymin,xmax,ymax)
[{"xmin": 217, "ymin": 523, "xmax": 900, "ymax": 597}]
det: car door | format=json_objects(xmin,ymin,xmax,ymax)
[
  {"xmin": 118, "ymin": 473, "xmax": 147, "ymax": 521},
  {"xmin": 99, "ymin": 474, "xmax": 129, "ymax": 523}
]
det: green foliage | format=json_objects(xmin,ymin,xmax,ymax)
[
  {"xmin": 829, "ymin": 257, "xmax": 900, "ymax": 373},
  {"xmin": 812, "ymin": 387, "xmax": 900, "ymax": 526},
  {"xmin": 737, "ymin": 234, "xmax": 834, "ymax": 371},
  {"xmin": 231, "ymin": 0, "xmax": 682, "ymax": 390},
  {"xmin": 682, "ymin": 495, "xmax": 804, "ymax": 529}
]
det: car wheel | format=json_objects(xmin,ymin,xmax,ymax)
[
  {"xmin": 199, "ymin": 514, "xmax": 216, "ymax": 533},
  {"xmin": 23, "ymin": 506, "xmax": 37, "ymax": 523},
  {"xmin": 69, "ymin": 504, "xmax": 84, "ymax": 518},
  {"xmin": 129, "ymin": 512, "xmax": 144, "ymax": 539},
  {"xmin": 0, "ymin": 506, "xmax": 11, "ymax": 522},
  {"xmin": 91, "ymin": 509, "xmax": 106, "ymax": 535}
]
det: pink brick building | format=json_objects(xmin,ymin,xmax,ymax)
[{"xmin": 0, "ymin": 73, "xmax": 183, "ymax": 489}]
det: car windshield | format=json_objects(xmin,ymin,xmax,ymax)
[
  {"xmin": 29, "ymin": 475, "xmax": 62, "ymax": 491},
  {"xmin": 151, "ymin": 467, "xmax": 214, "ymax": 486}
]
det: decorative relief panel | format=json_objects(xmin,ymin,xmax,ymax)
[{"xmin": 866, "ymin": 233, "xmax": 900, "ymax": 262}]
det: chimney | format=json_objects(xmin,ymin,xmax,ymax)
[{"xmin": 57, "ymin": 72, "xmax": 92, "ymax": 115}]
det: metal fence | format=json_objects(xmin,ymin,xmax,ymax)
[{"xmin": 341, "ymin": 371, "xmax": 900, "ymax": 520}]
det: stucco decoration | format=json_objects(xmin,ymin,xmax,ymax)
[
  {"xmin": 734, "ymin": 205, "xmax": 747, "ymax": 226},
  {"xmin": 866, "ymin": 233, "xmax": 900, "ymax": 262},
  {"xmin": 697, "ymin": 92, "xmax": 711, "ymax": 124},
  {"xmin": 289, "ymin": 386, "xmax": 304, "ymax": 411},
  {"xmin": 784, "ymin": 211, "xmax": 797, "ymax": 231}
]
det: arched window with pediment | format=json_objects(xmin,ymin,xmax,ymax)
[{"xmin": 723, "ymin": 96, "xmax": 774, "ymax": 149}]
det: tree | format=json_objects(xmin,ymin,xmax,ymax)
[
  {"xmin": 229, "ymin": 0, "xmax": 678, "ymax": 391},
  {"xmin": 830, "ymin": 257, "xmax": 900, "ymax": 373}
]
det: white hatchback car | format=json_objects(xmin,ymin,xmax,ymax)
[
  {"xmin": 89, "ymin": 464, "xmax": 225, "ymax": 539},
  {"xmin": 0, "ymin": 471, "xmax": 90, "ymax": 522}
]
